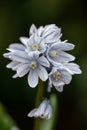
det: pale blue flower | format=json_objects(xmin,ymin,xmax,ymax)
[
  {"xmin": 47, "ymin": 41, "xmax": 75, "ymax": 64},
  {"xmin": 48, "ymin": 61, "xmax": 82, "ymax": 92},
  {"xmin": 29, "ymin": 24, "xmax": 62, "ymax": 43},
  {"xmin": 25, "ymin": 34, "xmax": 46, "ymax": 54},
  {"xmin": 28, "ymin": 100, "xmax": 52, "ymax": 120},
  {"xmin": 48, "ymin": 67, "xmax": 72, "ymax": 92},
  {"xmin": 3, "ymin": 44, "xmax": 50, "ymax": 88}
]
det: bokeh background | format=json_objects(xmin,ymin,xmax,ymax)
[{"xmin": 0, "ymin": 0, "xmax": 87, "ymax": 130}]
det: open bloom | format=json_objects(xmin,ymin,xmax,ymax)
[
  {"xmin": 25, "ymin": 34, "xmax": 46, "ymax": 54},
  {"xmin": 28, "ymin": 100, "xmax": 52, "ymax": 120},
  {"xmin": 47, "ymin": 41, "xmax": 75, "ymax": 64},
  {"xmin": 3, "ymin": 44, "xmax": 50, "ymax": 88},
  {"xmin": 48, "ymin": 67, "xmax": 72, "ymax": 92},
  {"xmin": 48, "ymin": 62, "xmax": 82, "ymax": 92}
]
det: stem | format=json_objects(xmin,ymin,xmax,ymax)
[{"xmin": 34, "ymin": 80, "xmax": 44, "ymax": 130}]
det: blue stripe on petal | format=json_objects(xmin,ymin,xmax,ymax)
[{"xmin": 28, "ymin": 70, "xmax": 38, "ymax": 88}]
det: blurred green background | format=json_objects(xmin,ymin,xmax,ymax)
[{"xmin": 0, "ymin": 0, "xmax": 87, "ymax": 130}]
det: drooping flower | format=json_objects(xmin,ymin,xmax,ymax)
[
  {"xmin": 28, "ymin": 100, "xmax": 52, "ymax": 120},
  {"xmin": 3, "ymin": 44, "xmax": 50, "ymax": 88},
  {"xmin": 47, "ymin": 41, "xmax": 75, "ymax": 65}
]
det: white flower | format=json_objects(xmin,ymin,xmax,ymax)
[
  {"xmin": 28, "ymin": 100, "xmax": 52, "ymax": 120},
  {"xmin": 29, "ymin": 24, "xmax": 62, "ymax": 43},
  {"xmin": 48, "ymin": 61, "xmax": 82, "ymax": 92},
  {"xmin": 47, "ymin": 41, "xmax": 75, "ymax": 64},
  {"xmin": 3, "ymin": 44, "xmax": 50, "ymax": 88},
  {"xmin": 48, "ymin": 67, "xmax": 72, "ymax": 92},
  {"xmin": 25, "ymin": 34, "xmax": 46, "ymax": 54}
]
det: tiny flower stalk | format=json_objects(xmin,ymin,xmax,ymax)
[{"xmin": 34, "ymin": 80, "xmax": 45, "ymax": 130}]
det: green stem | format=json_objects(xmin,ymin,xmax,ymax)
[{"xmin": 34, "ymin": 80, "xmax": 44, "ymax": 130}]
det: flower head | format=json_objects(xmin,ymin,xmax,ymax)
[
  {"xmin": 28, "ymin": 100, "xmax": 52, "ymax": 120},
  {"xmin": 3, "ymin": 24, "xmax": 82, "ymax": 91}
]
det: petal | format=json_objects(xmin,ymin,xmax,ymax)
[
  {"xmin": 37, "ymin": 26, "xmax": 43, "ymax": 36},
  {"xmin": 3, "ymin": 52, "xmax": 12, "ymax": 59},
  {"xmin": 10, "ymin": 51, "xmax": 29, "ymax": 63},
  {"xmin": 61, "ymin": 70, "xmax": 72, "ymax": 84},
  {"xmin": 65, "ymin": 63, "xmax": 82, "ymax": 74},
  {"xmin": 12, "ymin": 63, "xmax": 22, "ymax": 71},
  {"xmin": 9, "ymin": 44, "xmax": 25, "ymax": 51},
  {"xmin": 17, "ymin": 64, "xmax": 29, "ymax": 77},
  {"xmin": 39, "ymin": 56, "xmax": 50, "ymax": 68},
  {"xmin": 28, "ymin": 70, "xmax": 38, "ymax": 88},
  {"xmin": 37, "ymin": 100, "xmax": 49, "ymax": 116},
  {"xmin": 51, "ymin": 42, "xmax": 75, "ymax": 51},
  {"xmin": 19, "ymin": 37, "xmax": 29, "ymax": 46},
  {"xmin": 56, "ymin": 51, "xmax": 75, "ymax": 62},
  {"xmin": 12, "ymin": 73, "xmax": 19, "ymax": 78},
  {"xmin": 37, "ymin": 65, "xmax": 48, "ymax": 81},
  {"xmin": 43, "ymin": 104, "xmax": 52, "ymax": 119},
  {"xmin": 47, "ymin": 77, "xmax": 52, "ymax": 92},
  {"xmin": 29, "ymin": 24, "xmax": 37, "ymax": 35},
  {"xmin": 27, "ymin": 108, "xmax": 38, "ymax": 117},
  {"xmin": 53, "ymin": 80, "xmax": 64, "ymax": 87},
  {"xmin": 55, "ymin": 85, "xmax": 64, "ymax": 92},
  {"xmin": 6, "ymin": 61, "xmax": 19, "ymax": 69}
]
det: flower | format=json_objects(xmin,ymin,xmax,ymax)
[
  {"xmin": 48, "ymin": 62, "xmax": 82, "ymax": 92},
  {"xmin": 25, "ymin": 33, "xmax": 46, "ymax": 54},
  {"xmin": 29, "ymin": 24, "xmax": 62, "ymax": 43},
  {"xmin": 28, "ymin": 100, "xmax": 52, "ymax": 120},
  {"xmin": 48, "ymin": 67, "xmax": 72, "ymax": 92},
  {"xmin": 47, "ymin": 41, "xmax": 75, "ymax": 64},
  {"xmin": 3, "ymin": 44, "xmax": 50, "ymax": 88}
]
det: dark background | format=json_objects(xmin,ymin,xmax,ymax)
[{"xmin": 0, "ymin": 0, "xmax": 87, "ymax": 130}]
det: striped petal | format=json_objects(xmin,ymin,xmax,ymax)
[
  {"xmin": 28, "ymin": 70, "xmax": 38, "ymax": 88},
  {"xmin": 37, "ymin": 65, "xmax": 48, "ymax": 81}
]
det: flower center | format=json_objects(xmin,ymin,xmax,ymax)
[
  {"xmin": 50, "ymin": 50, "xmax": 58, "ymax": 57},
  {"xmin": 30, "ymin": 61, "xmax": 37, "ymax": 69},
  {"xmin": 53, "ymin": 72, "xmax": 61, "ymax": 79},
  {"xmin": 32, "ymin": 44, "xmax": 39, "ymax": 51}
]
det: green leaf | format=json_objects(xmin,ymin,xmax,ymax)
[{"xmin": 0, "ymin": 102, "xmax": 19, "ymax": 130}]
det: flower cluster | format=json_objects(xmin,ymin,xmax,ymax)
[
  {"xmin": 3, "ymin": 24, "xmax": 82, "ymax": 120},
  {"xmin": 3, "ymin": 24, "xmax": 81, "ymax": 91}
]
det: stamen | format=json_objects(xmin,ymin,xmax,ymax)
[
  {"xmin": 53, "ymin": 72, "xmax": 61, "ymax": 79},
  {"xmin": 32, "ymin": 44, "xmax": 39, "ymax": 51},
  {"xmin": 50, "ymin": 50, "xmax": 58, "ymax": 57},
  {"xmin": 30, "ymin": 61, "xmax": 37, "ymax": 69}
]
